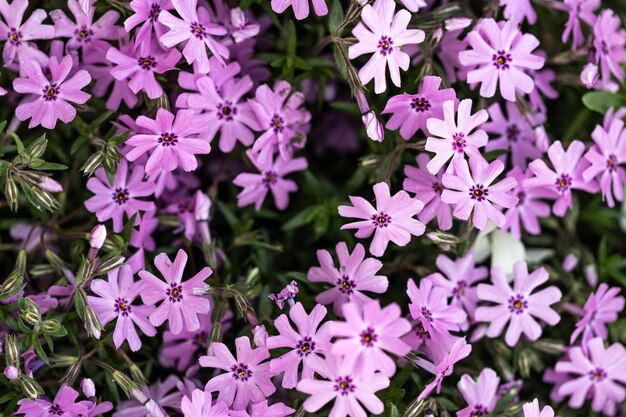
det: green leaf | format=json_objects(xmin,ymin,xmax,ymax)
[
  {"xmin": 32, "ymin": 335, "xmax": 49, "ymax": 365},
  {"xmin": 0, "ymin": 120, "xmax": 7, "ymax": 135},
  {"xmin": 11, "ymin": 133, "xmax": 25, "ymax": 155},
  {"xmin": 29, "ymin": 161, "xmax": 68, "ymax": 171},
  {"xmin": 329, "ymin": 0, "xmax": 344, "ymax": 33},
  {"xmin": 71, "ymin": 135, "xmax": 89, "ymax": 155},
  {"xmin": 92, "ymin": 110, "xmax": 115, "ymax": 128},
  {"xmin": 582, "ymin": 91, "xmax": 624, "ymax": 113},
  {"xmin": 121, "ymin": 213, "xmax": 138, "ymax": 243},
  {"xmin": 333, "ymin": 44, "xmax": 347, "ymax": 78},
  {"xmin": 282, "ymin": 206, "xmax": 318, "ymax": 231}
]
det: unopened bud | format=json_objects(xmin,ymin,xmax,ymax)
[
  {"xmin": 95, "ymin": 255, "xmax": 125, "ymax": 276},
  {"xmin": 81, "ymin": 378, "xmax": 96, "ymax": 397},
  {"xmin": 45, "ymin": 250, "xmax": 67, "ymax": 275},
  {"xmin": 129, "ymin": 364, "xmax": 147, "ymax": 385},
  {"xmin": 41, "ymin": 319, "xmax": 63, "ymax": 335},
  {"xmin": 362, "ymin": 111, "xmax": 384, "ymax": 142},
  {"xmin": 0, "ymin": 271, "xmax": 25, "ymax": 300},
  {"xmin": 89, "ymin": 225, "xmax": 107, "ymax": 250},
  {"xmin": 5, "ymin": 176, "xmax": 18, "ymax": 212},
  {"xmin": 19, "ymin": 297, "xmax": 42, "ymax": 326},
  {"xmin": 145, "ymin": 400, "xmax": 169, "ymax": 417},
  {"xmin": 112, "ymin": 371, "xmax": 139, "ymax": 398},
  {"xmin": 81, "ymin": 152, "xmax": 104, "ymax": 177},
  {"xmin": 253, "ymin": 325, "xmax": 268, "ymax": 347},
  {"xmin": 38, "ymin": 177, "xmax": 63, "ymax": 193},
  {"xmin": 562, "ymin": 253, "xmax": 579, "ymax": 272},
  {"xmin": 18, "ymin": 375, "xmax": 44, "ymax": 399},
  {"xmin": 581, "ymin": 63, "xmax": 599, "ymax": 89},
  {"xmin": 84, "ymin": 305, "xmax": 102, "ymax": 339},
  {"xmin": 584, "ymin": 264, "xmax": 597, "ymax": 287},
  {"xmin": 4, "ymin": 365, "xmax": 19, "ymax": 380},
  {"xmin": 31, "ymin": 186, "xmax": 59, "ymax": 211},
  {"xmin": 534, "ymin": 126, "xmax": 550, "ymax": 153},
  {"xmin": 4, "ymin": 334, "xmax": 20, "ymax": 365},
  {"xmin": 61, "ymin": 361, "xmax": 81, "ymax": 386},
  {"xmin": 444, "ymin": 17, "xmax": 472, "ymax": 31}
]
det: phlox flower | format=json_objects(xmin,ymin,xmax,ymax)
[
  {"xmin": 457, "ymin": 368, "xmax": 500, "ymax": 417},
  {"xmin": 522, "ymin": 399, "xmax": 554, "ymax": 417},
  {"xmin": 139, "ymin": 249, "xmax": 212, "ymax": 335},
  {"xmin": 87, "ymin": 265, "xmax": 156, "ymax": 351},
  {"xmin": 230, "ymin": 401, "xmax": 295, "ymax": 417},
  {"xmin": 267, "ymin": 302, "xmax": 332, "ymax": 388},
  {"xmin": 176, "ymin": 59, "xmax": 241, "ymax": 108},
  {"xmin": 593, "ymin": 9, "xmax": 626, "ymax": 85},
  {"xmin": 441, "ymin": 157, "xmax": 519, "ymax": 230},
  {"xmin": 113, "ymin": 375, "xmax": 182, "ymax": 417},
  {"xmin": 499, "ymin": 0, "xmax": 536, "ymax": 24},
  {"xmin": 199, "ymin": 336, "xmax": 276, "ymax": 410},
  {"xmin": 130, "ymin": 210, "xmax": 158, "ymax": 251},
  {"xmin": 125, "ymin": 108, "xmax": 211, "ymax": 176},
  {"xmin": 85, "ymin": 160, "xmax": 156, "ymax": 233},
  {"xmin": 425, "ymin": 99, "xmax": 488, "ymax": 175},
  {"xmin": 417, "ymin": 337, "xmax": 472, "ymax": 401},
  {"xmin": 158, "ymin": 0, "xmax": 229, "ymax": 73},
  {"xmin": 398, "ymin": 0, "xmax": 427, "ymax": 12},
  {"xmin": 555, "ymin": 337, "xmax": 626, "ymax": 414},
  {"xmin": 338, "ymin": 181, "xmax": 425, "ymax": 257},
  {"xmin": 348, "ymin": 0, "xmax": 425, "ymax": 93},
  {"xmin": 570, "ymin": 283, "xmax": 624, "ymax": 344},
  {"xmin": 16, "ymin": 385, "xmax": 89, "ymax": 417},
  {"xmin": 475, "ymin": 261, "xmax": 562, "ymax": 347},
  {"xmin": 582, "ymin": 119, "xmax": 626, "ymax": 207},
  {"xmin": 459, "ymin": 19, "xmax": 545, "ymax": 101},
  {"xmin": 229, "ymin": 8, "xmax": 260, "ymax": 44},
  {"xmin": 407, "ymin": 278, "xmax": 467, "ymax": 338},
  {"xmin": 307, "ymin": 242, "xmax": 388, "ymax": 316},
  {"xmin": 562, "ymin": 0, "xmax": 599, "ymax": 49},
  {"xmin": 164, "ymin": 190, "xmax": 210, "ymax": 241},
  {"xmin": 13, "ymin": 56, "xmax": 91, "ymax": 129},
  {"xmin": 181, "ymin": 390, "xmax": 229, "ymax": 417},
  {"xmin": 296, "ymin": 354, "xmax": 389, "ymax": 417},
  {"xmin": 124, "ymin": 0, "xmax": 173, "ymax": 48},
  {"xmin": 382, "ymin": 75, "xmax": 457, "ymax": 140},
  {"xmin": 270, "ymin": 0, "xmax": 327, "ymax": 20},
  {"xmin": 328, "ymin": 300, "xmax": 411, "ymax": 377}
]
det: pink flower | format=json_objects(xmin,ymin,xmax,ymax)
[
  {"xmin": 457, "ymin": 368, "xmax": 500, "ymax": 417},
  {"xmin": 459, "ymin": 19, "xmax": 545, "ymax": 101},
  {"xmin": 593, "ymin": 9, "xmax": 626, "ymax": 85},
  {"xmin": 186, "ymin": 75, "xmax": 259, "ymax": 153},
  {"xmin": 329, "ymin": 300, "xmax": 411, "ymax": 377},
  {"xmin": 583, "ymin": 119, "xmax": 626, "ymax": 207},
  {"xmin": 267, "ymin": 302, "xmax": 332, "ymax": 388},
  {"xmin": 425, "ymin": 99, "xmax": 488, "ymax": 175},
  {"xmin": 348, "ymin": 0, "xmax": 425, "ymax": 93},
  {"xmin": 522, "ymin": 399, "xmax": 555, "ymax": 417},
  {"xmin": 338, "ymin": 181, "xmax": 425, "ymax": 257},
  {"xmin": 13, "ymin": 56, "xmax": 91, "ymax": 129},
  {"xmin": 124, "ymin": 0, "xmax": 173, "ymax": 48},
  {"xmin": 106, "ymin": 40, "xmax": 181, "ymax": 99},
  {"xmin": 403, "ymin": 153, "xmax": 454, "ymax": 230},
  {"xmin": 382, "ymin": 76, "xmax": 457, "ymax": 140},
  {"xmin": 555, "ymin": 337, "xmax": 626, "ymax": 413},
  {"xmin": 475, "ymin": 261, "xmax": 562, "ymax": 347},
  {"xmin": 499, "ymin": 0, "xmax": 536, "ymax": 24},
  {"xmin": 271, "ymin": 0, "xmax": 328, "ymax": 20},
  {"xmin": 570, "ymin": 283, "xmax": 624, "ymax": 345},
  {"xmin": 562, "ymin": 0, "xmax": 599, "ymax": 49},
  {"xmin": 441, "ymin": 157, "xmax": 519, "ymax": 230},
  {"xmin": 164, "ymin": 190, "xmax": 210, "ymax": 241},
  {"xmin": 230, "ymin": 8, "xmax": 260, "ymax": 44},
  {"xmin": 580, "ymin": 62, "xmax": 599, "ymax": 89},
  {"xmin": 233, "ymin": 152, "xmax": 307, "ymax": 211},
  {"xmin": 296, "ymin": 354, "xmax": 389, "ymax": 417},
  {"xmin": 87, "ymin": 265, "xmax": 156, "ymax": 351},
  {"xmin": 16, "ymin": 385, "xmax": 89, "ymax": 417},
  {"xmin": 525, "ymin": 140, "xmax": 597, "ymax": 217},
  {"xmin": 85, "ymin": 160, "xmax": 156, "ymax": 233},
  {"xmin": 417, "ymin": 337, "xmax": 472, "ymax": 401},
  {"xmin": 181, "ymin": 390, "xmax": 229, "ymax": 417},
  {"xmin": 139, "ymin": 249, "xmax": 212, "ymax": 335},
  {"xmin": 230, "ymin": 401, "xmax": 295, "ymax": 417},
  {"xmin": 158, "ymin": 0, "xmax": 229, "ymax": 73},
  {"xmin": 307, "ymin": 242, "xmax": 388, "ymax": 316},
  {"xmin": 362, "ymin": 111, "xmax": 385, "ymax": 142},
  {"xmin": 125, "ymin": 108, "xmax": 211, "ymax": 176},
  {"xmin": 199, "ymin": 336, "xmax": 276, "ymax": 410}
]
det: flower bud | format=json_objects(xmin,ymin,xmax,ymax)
[
  {"xmin": 355, "ymin": 90, "xmax": 370, "ymax": 114},
  {"xmin": 31, "ymin": 186, "xmax": 59, "ymax": 211},
  {"xmin": 89, "ymin": 224, "xmax": 107, "ymax": 250},
  {"xmin": 81, "ymin": 152, "xmax": 104, "ymax": 177},
  {"xmin": 4, "ymin": 334, "xmax": 20, "ymax": 365},
  {"xmin": 253, "ymin": 325, "xmax": 268, "ymax": 347},
  {"xmin": 534, "ymin": 125, "xmax": 550, "ymax": 153},
  {"xmin": 584, "ymin": 264, "xmax": 598, "ymax": 287},
  {"xmin": 38, "ymin": 177, "xmax": 63, "ymax": 193},
  {"xmin": 41, "ymin": 319, "xmax": 63, "ymax": 335},
  {"xmin": 81, "ymin": 378, "xmax": 96, "ymax": 397},
  {"xmin": 362, "ymin": 111, "xmax": 384, "ymax": 142},
  {"xmin": 145, "ymin": 400, "xmax": 169, "ymax": 417},
  {"xmin": 18, "ymin": 375, "xmax": 44, "ymax": 399},
  {"xmin": 581, "ymin": 63, "xmax": 599, "ymax": 89},
  {"xmin": 444, "ymin": 17, "xmax": 472, "ymax": 31},
  {"xmin": 4, "ymin": 365, "xmax": 19, "ymax": 380},
  {"xmin": 5, "ymin": 176, "xmax": 18, "ymax": 212},
  {"xmin": 193, "ymin": 191, "xmax": 211, "ymax": 222},
  {"xmin": 562, "ymin": 253, "xmax": 578, "ymax": 272},
  {"xmin": 112, "ymin": 371, "xmax": 139, "ymax": 398},
  {"xmin": 130, "ymin": 364, "xmax": 147, "ymax": 385},
  {"xmin": 95, "ymin": 255, "xmax": 125, "ymax": 276},
  {"xmin": 84, "ymin": 305, "xmax": 102, "ymax": 339},
  {"xmin": 0, "ymin": 271, "xmax": 25, "ymax": 300},
  {"xmin": 19, "ymin": 297, "xmax": 42, "ymax": 326},
  {"xmin": 61, "ymin": 361, "xmax": 81, "ymax": 386}
]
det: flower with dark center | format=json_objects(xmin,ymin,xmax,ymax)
[
  {"xmin": 158, "ymin": 132, "xmax": 178, "ymax": 147},
  {"xmin": 359, "ymin": 327, "xmax": 378, "ymax": 347},
  {"xmin": 217, "ymin": 101, "xmax": 238, "ymax": 122},
  {"xmin": 231, "ymin": 363, "xmax": 252, "ymax": 381},
  {"xmin": 492, "ymin": 50, "xmax": 512, "ymax": 69},
  {"xmin": 112, "ymin": 188, "xmax": 129, "ymax": 205},
  {"xmin": 452, "ymin": 280, "xmax": 467, "ymax": 299},
  {"xmin": 75, "ymin": 24, "xmax": 93, "ymax": 42},
  {"xmin": 48, "ymin": 404, "xmax": 64, "ymax": 416},
  {"xmin": 606, "ymin": 154, "xmax": 618, "ymax": 172},
  {"xmin": 148, "ymin": 3, "xmax": 161, "ymax": 21},
  {"xmin": 554, "ymin": 173, "xmax": 572, "ymax": 193},
  {"xmin": 270, "ymin": 114, "xmax": 285, "ymax": 132},
  {"xmin": 370, "ymin": 212, "xmax": 391, "ymax": 228},
  {"xmin": 114, "ymin": 297, "xmax": 132, "ymax": 316},
  {"xmin": 452, "ymin": 132, "xmax": 466, "ymax": 153},
  {"xmin": 8, "ymin": 28, "xmax": 21, "ymax": 45},
  {"xmin": 589, "ymin": 367, "xmax": 607, "ymax": 382},
  {"xmin": 296, "ymin": 336, "xmax": 316, "ymax": 357},
  {"xmin": 138, "ymin": 56, "xmax": 157, "ymax": 70},
  {"xmin": 414, "ymin": 321, "xmax": 430, "ymax": 339},
  {"xmin": 421, "ymin": 306, "xmax": 434, "ymax": 322},
  {"xmin": 337, "ymin": 275, "xmax": 356, "ymax": 295},
  {"xmin": 189, "ymin": 22, "xmax": 206, "ymax": 39},
  {"xmin": 42, "ymin": 84, "xmax": 60, "ymax": 101},
  {"xmin": 470, "ymin": 404, "xmax": 488, "ymax": 417},
  {"xmin": 377, "ymin": 35, "xmax": 394, "ymax": 56},
  {"xmin": 262, "ymin": 171, "xmax": 278, "ymax": 186},
  {"xmin": 506, "ymin": 124, "xmax": 520, "ymax": 142},
  {"xmin": 469, "ymin": 184, "xmax": 489, "ymax": 201},
  {"xmin": 517, "ymin": 191, "xmax": 526, "ymax": 205},
  {"xmin": 507, "ymin": 294, "xmax": 528, "ymax": 314},
  {"xmin": 166, "ymin": 283, "xmax": 184, "ymax": 302},
  {"xmin": 333, "ymin": 376, "xmax": 356, "ymax": 396},
  {"xmin": 432, "ymin": 182, "xmax": 444, "ymax": 195},
  {"xmin": 410, "ymin": 96, "xmax": 431, "ymax": 112}
]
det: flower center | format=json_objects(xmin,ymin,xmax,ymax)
[
  {"xmin": 469, "ymin": 184, "xmax": 489, "ymax": 201},
  {"xmin": 8, "ymin": 28, "xmax": 21, "ymax": 45},
  {"xmin": 410, "ymin": 97, "xmax": 431, "ymax": 113},
  {"xmin": 138, "ymin": 56, "xmax": 157, "ymax": 70},
  {"xmin": 166, "ymin": 283, "xmax": 183, "ymax": 302},
  {"xmin": 270, "ymin": 114, "xmax": 284, "ymax": 132},
  {"xmin": 606, "ymin": 154, "xmax": 618, "ymax": 172},
  {"xmin": 506, "ymin": 124, "xmax": 520, "ymax": 142},
  {"xmin": 75, "ymin": 24, "xmax": 93, "ymax": 42},
  {"xmin": 507, "ymin": 294, "xmax": 528, "ymax": 314},
  {"xmin": 378, "ymin": 35, "xmax": 394, "ymax": 56},
  {"xmin": 414, "ymin": 321, "xmax": 429, "ymax": 339},
  {"xmin": 42, "ymin": 84, "xmax": 60, "ymax": 101},
  {"xmin": 334, "ymin": 376, "xmax": 356, "ymax": 396},
  {"xmin": 432, "ymin": 182, "xmax": 444, "ymax": 195},
  {"xmin": 49, "ymin": 404, "xmax": 64, "ymax": 416},
  {"xmin": 371, "ymin": 212, "xmax": 391, "ymax": 228},
  {"xmin": 231, "ymin": 363, "xmax": 252, "ymax": 381},
  {"xmin": 492, "ymin": 50, "xmax": 511, "ymax": 69},
  {"xmin": 112, "ymin": 187, "xmax": 129, "ymax": 205},
  {"xmin": 421, "ymin": 306, "xmax": 433, "ymax": 322},
  {"xmin": 452, "ymin": 280, "xmax": 467, "ymax": 299},
  {"xmin": 158, "ymin": 132, "xmax": 178, "ymax": 147},
  {"xmin": 148, "ymin": 3, "xmax": 161, "ymax": 21},
  {"xmin": 589, "ymin": 367, "xmax": 607, "ymax": 382},
  {"xmin": 337, "ymin": 274, "xmax": 356, "ymax": 294},
  {"xmin": 452, "ymin": 132, "xmax": 466, "ymax": 153},
  {"xmin": 359, "ymin": 327, "xmax": 378, "ymax": 347},
  {"xmin": 296, "ymin": 336, "xmax": 316, "ymax": 356},
  {"xmin": 554, "ymin": 173, "xmax": 572, "ymax": 194},
  {"xmin": 190, "ymin": 22, "xmax": 206, "ymax": 39},
  {"xmin": 217, "ymin": 101, "xmax": 238, "ymax": 121},
  {"xmin": 262, "ymin": 171, "xmax": 278, "ymax": 186},
  {"xmin": 470, "ymin": 404, "xmax": 488, "ymax": 417},
  {"xmin": 114, "ymin": 297, "xmax": 133, "ymax": 316},
  {"xmin": 517, "ymin": 191, "xmax": 526, "ymax": 205}
]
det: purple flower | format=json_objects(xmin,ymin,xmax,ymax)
[
  {"xmin": 499, "ymin": 0, "xmax": 536, "ymax": 24},
  {"xmin": 85, "ymin": 160, "xmax": 156, "ymax": 233},
  {"xmin": 139, "ymin": 249, "xmax": 212, "ymax": 335},
  {"xmin": 125, "ymin": 109, "xmax": 211, "ymax": 176},
  {"xmin": 441, "ymin": 157, "xmax": 519, "ymax": 230},
  {"xmin": 271, "ymin": 0, "xmax": 328, "ymax": 20},
  {"xmin": 570, "ymin": 283, "xmax": 624, "ymax": 344},
  {"xmin": 13, "ymin": 56, "xmax": 91, "ymax": 129},
  {"xmin": 459, "ymin": 19, "xmax": 545, "ymax": 102},
  {"xmin": 87, "ymin": 265, "xmax": 157, "ymax": 351},
  {"xmin": 296, "ymin": 354, "xmax": 389, "ymax": 417},
  {"xmin": 425, "ymin": 99, "xmax": 488, "ymax": 175},
  {"xmin": 522, "ymin": 399, "xmax": 555, "ymax": 417},
  {"xmin": 457, "ymin": 368, "xmax": 500, "ymax": 417},
  {"xmin": 339, "ymin": 181, "xmax": 425, "ymax": 257},
  {"xmin": 124, "ymin": 0, "xmax": 173, "ymax": 48},
  {"xmin": 593, "ymin": 9, "xmax": 626, "ymax": 85},
  {"xmin": 348, "ymin": 0, "xmax": 425, "ymax": 93},
  {"xmin": 230, "ymin": 401, "xmax": 295, "ymax": 417},
  {"xmin": 268, "ymin": 280, "xmax": 299, "ymax": 310},
  {"xmin": 180, "ymin": 389, "xmax": 229, "ymax": 417},
  {"xmin": 164, "ymin": 190, "xmax": 210, "ymax": 241},
  {"xmin": 267, "ymin": 302, "xmax": 332, "ymax": 388},
  {"xmin": 382, "ymin": 75, "xmax": 457, "ymax": 140},
  {"xmin": 562, "ymin": 0, "xmax": 599, "ymax": 49},
  {"xmin": 16, "ymin": 385, "xmax": 89, "ymax": 417},
  {"xmin": 417, "ymin": 337, "xmax": 472, "ymax": 400},
  {"xmin": 158, "ymin": 0, "xmax": 229, "ymax": 73},
  {"xmin": 307, "ymin": 242, "xmax": 388, "ymax": 315},
  {"xmin": 475, "ymin": 260, "xmax": 562, "ymax": 347},
  {"xmin": 199, "ymin": 336, "xmax": 276, "ymax": 410},
  {"xmin": 555, "ymin": 337, "xmax": 626, "ymax": 413},
  {"xmin": 113, "ymin": 375, "xmax": 182, "ymax": 417}
]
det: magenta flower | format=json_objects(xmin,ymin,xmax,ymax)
[
  {"xmin": 13, "ymin": 56, "xmax": 91, "ymax": 129},
  {"xmin": 139, "ymin": 249, "xmax": 212, "ymax": 335},
  {"xmin": 555, "ymin": 337, "xmax": 626, "ymax": 413},
  {"xmin": 307, "ymin": 242, "xmax": 388, "ymax": 316},
  {"xmin": 475, "ymin": 261, "xmax": 562, "ymax": 347},
  {"xmin": 570, "ymin": 283, "xmax": 624, "ymax": 345},
  {"xmin": 329, "ymin": 300, "xmax": 411, "ymax": 377},
  {"xmin": 525, "ymin": 140, "xmax": 597, "ymax": 217},
  {"xmin": 296, "ymin": 354, "xmax": 389, "ymax": 417},
  {"xmin": 87, "ymin": 265, "xmax": 156, "ymax": 351},
  {"xmin": 181, "ymin": 390, "xmax": 229, "ymax": 417},
  {"xmin": 113, "ymin": 375, "xmax": 182, "ymax": 417},
  {"xmin": 425, "ymin": 99, "xmax": 488, "ymax": 175},
  {"xmin": 338, "ymin": 181, "xmax": 425, "ymax": 257},
  {"xmin": 457, "ymin": 368, "xmax": 500, "ymax": 417},
  {"xmin": 382, "ymin": 76, "xmax": 457, "ymax": 140},
  {"xmin": 158, "ymin": 0, "xmax": 229, "ymax": 73},
  {"xmin": 164, "ymin": 190, "xmax": 210, "ymax": 241},
  {"xmin": 593, "ymin": 9, "xmax": 626, "ymax": 85},
  {"xmin": 562, "ymin": 0, "xmax": 599, "ymax": 49},
  {"xmin": 522, "ymin": 399, "xmax": 555, "ymax": 417},
  {"xmin": 426, "ymin": 252, "xmax": 488, "ymax": 319},
  {"xmin": 85, "ymin": 160, "xmax": 156, "ymax": 233},
  {"xmin": 199, "ymin": 336, "xmax": 276, "ymax": 410},
  {"xmin": 16, "ymin": 385, "xmax": 89, "ymax": 417},
  {"xmin": 125, "ymin": 109, "xmax": 211, "ymax": 176},
  {"xmin": 407, "ymin": 278, "xmax": 467, "ymax": 338},
  {"xmin": 230, "ymin": 401, "xmax": 295, "ymax": 417},
  {"xmin": 233, "ymin": 152, "xmax": 307, "ymax": 211},
  {"xmin": 441, "ymin": 157, "xmax": 519, "ymax": 230},
  {"xmin": 459, "ymin": 19, "xmax": 545, "ymax": 101},
  {"xmin": 0, "ymin": 0, "xmax": 55, "ymax": 67},
  {"xmin": 124, "ymin": 0, "xmax": 173, "ymax": 47},
  {"xmin": 271, "ymin": 0, "xmax": 327, "ymax": 20},
  {"xmin": 50, "ymin": 0, "xmax": 122, "ymax": 52},
  {"xmin": 267, "ymin": 302, "xmax": 332, "ymax": 388},
  {"xmin": 499, "ymin": 0, "xmax": 535, "ymax": 24},
  {"xmin": 106, "ymin": 40, "xmax": 181, "ymax": 99},
  {"xmin": 417, "ymin": 337, "xmax": 472, "ymax": 400},
  {"xmin": 186, "ymin": 75, "xmax": 260, "ymax": 153},
  {"xmin": 348, "ymin": 0, "xmax": 425, "ymax": 93},
  {"xmin": 403, "ymin": 154, "xmax": 454, "ymax": 230},
  {"xmin": 583, "ymin": 119, "xmax": 626, "ymax": 207}
]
